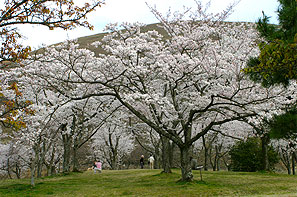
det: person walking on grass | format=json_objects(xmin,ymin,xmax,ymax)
[
  {"xmin": 148, "ymin": 155, "xmax": 155, "ymax": 169},
  {"xmin": 140, "ymin": 155, "xmax": 144, "ymax": 169}
]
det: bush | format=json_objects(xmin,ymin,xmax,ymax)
[{"xmin": 229, "ymin": 137, "xmax": 278, "ymax": 172}]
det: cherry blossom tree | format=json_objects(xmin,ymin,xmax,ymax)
[
  {"xmin": 0, "ymin": 142, "xmax": 29, "ymax": 179},
  {"xmin": 0, "ymin": 66, "xmax": 33, "ymax": 129},
  {"xmin": 131, "ymin": 122, "xmax": 163, "ymax": 169},
  {"xmin": 59, "ymin": 97, "xmax": 118, "ymax": 172},
  {"xmin": 25, "ymin": 1, "xmax": 297, "ymax": 181},
  {"xmin": 239, "ymin": 80, "xmax": 297, "ymax": 171},
  {"xmin": 16, "ymin": 103, "xmax": 64, "ymax": 186},
  {"xmin": 89, "ymin": 16, "xmax": 266, "ymax": 181},
  {"xmin": 0, "ymin": 0, "xmax": 104, "ymax": 130},
  {"xmin": 0, "ymin": 0, "xmax": 104, "ymax": 64},
  {"xmin": 92, "ymin": 114, "xmax": 135, "ymax": 170},
  {"xmin": 203, "ymin": 121, "xmax": 253, "ymax": 171},
  {"xmin": 21, "ymin": 40, "xmax": 124, "ymax": 174},
  {"xmin": 273, "ymin": 139, "xmax": 297, "ymax": 175}
]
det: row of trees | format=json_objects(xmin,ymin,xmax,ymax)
[
  {"xmin": 0, "ymin": 0, "xmax": 104, "ymax": 129},
  {"xmin": 0, "ymin": 0, "xmax": 105, "ymax": 186},
  {"xmin": 0, "ymin": 0, "xmax": 296, "ymax": 184}
]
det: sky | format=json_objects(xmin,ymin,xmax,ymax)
[{"xmin": 17, "ymin": 0, "xmax": 280, "ymax": 49}]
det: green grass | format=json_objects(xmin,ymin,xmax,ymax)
[{"xmin": 0, "ymin": 169, "xmax": 297, "ymax": 196}]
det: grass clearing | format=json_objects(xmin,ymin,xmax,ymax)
[{"xmin": 0, "ymin": 169, "xmax": 297, "ymax": 196}]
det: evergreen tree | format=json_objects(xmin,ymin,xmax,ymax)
[
  {"xmin": 269, "ymin": 105, "xmax": 297, "ymax": 140},
  {"xmin": 244, "ymin": 0, "xmax": 297, "ymax": 87},
  {"xmin": 243, "ymin": 0, "xmax": 296, "ymax": 169}
]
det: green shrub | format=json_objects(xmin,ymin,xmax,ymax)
[{"xmin": 229, "ymin": 137, "xmax": 278, "ymax": 172}]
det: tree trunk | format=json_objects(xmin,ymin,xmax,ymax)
[
  {"xmin": 286, "ymin": 151, "xmax": 291, "ymax": 175},
  {"xmin": 279, "ymin": 148, "xmax": 291, "ymax": 175},
  {"xmin": 63, "ymin": 148, "xmax": 71, "ymax": 173},
  {"xmin": 261, "ymin": 134, "xmax": 270, "ymax": 171},
  {"xmin": 210, "ymin": 146, "xmax": 218, "ymax": 171},
  {"xmin": 36, "ymin": 159, "xmax": 42, "ymax": 178},
  {"xmin": 62, "ymin": 134, "xmax": 72, "ymax": 173},
  {"xmin": 215, "ymin": 145, "xmax": 223, "ymax": 171},
  {"xmin": 223, "ymin": 157, "xmax": 231, "ymax": 171},
  {"xmin": 15, "ymin": 163, "xmax": 21, "ymax": 179},
  {"xmin": 30, "ymin": 161, "xmax": 35, "ymax": 187},
  {"xmin": 161, "ymin": 136, "xmax": 172, "ymax": 173},
  {"xmin": 30, "ymin": 148, "xmax": 39, "ymax": 187},
  {"xmin": 202, "ymin": 136, "xmax": 208, "ymax": 171},
  {"xmin": 111, "ymin": 154, "xmax": 118, "ymax": 170},
  {"xmin": 58, "ymin": 161, "xmax": 61, "ymax": 173},
  {"xmin": 154, "ymin": 148, "xmax": 161, "ymax": 169},
  {"xmin": 72, "ymin": 145, "xmax": 79, "ymax": 172},
  {"xmin": 49, "ymin": 147, "xmax": 56, "ymax": 176},
  {"xmin": 180, "ymin": 146, "xmax": 193, "ymax": 182},
  {"xmin": 6, "ymin": 158, "xmax": 12, "ymax": 179},
  {"xmin": 169, "ymin": 141, "xmax": 175, "ymax": 168},
  {"xmin": 288, "ymin": 164, "xmax": 292, "ymax": 175},
  {"xmin": 216, "ymin": 157, "xmax": 221, "ymax": 171},
  {"xmin": 292, "ymin": 152, "xmax": 296, "ymax": 175}
]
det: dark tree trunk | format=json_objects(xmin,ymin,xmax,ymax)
[
  {"xmin": 292, "ymin": 152, "xmax": 296, "ymax": 175},
  {"xmin": 107, "ymin": 133, "xmax": 119, "ymax": 170},
  {"xmin": 37, "ymin": 157, "xmax": 42, "ymax": 178},
  {"xmin": 202, "ymin": 136, "xmax": 209, "ymax": 171},
  {"xmin": 215, "ymin": 145, "xmax": 224, "ymax": 171},
  {"xmin": 216, "ymin": 146, "xmax": 221, "ymax": 171},
  {"xmin": 286, "ymin": 152, "xmax": 291, "ymax": 175},
  {"xmin": 210, "ymin": 146, "xmax": 218, "ymax": 171},
  {"xmin": 30, "ymin": 160, "xmax": 36, "ymax": 187},
  {"xmin": 110, "ymin": 154, "xmax": 118, "ymax": 170},
  {"xmin": 180, "ymin": 146, "xmax": 193, "ymax": 182},
  {"xmin": 223, "ymin": 157, "xmax": 231, "ymax": 171},
  {"xmin": 6, "ymin": 158, "xmax": 12, "ymax": 179},
  {"xmin": 49, "ymin": 147, "xmax": 56, "ymax": 176},
  {"xmin": 279, "ymin": 148, "xmax": 291, "ymax": 175},
  {"xmin": 154, "ymin": 147, "xmax": 161, "ymax": 169},
  {"xmin": 62, "ymin": 134, "xmax": 72, "ymax": 173},
  {"xmin": 51, "ymin": 165, "xmax": 56, "ymax": 175},
  {"xmin": 161, "ymin": 136, "xmax": 172, "ymax": 173},
  {"xmin": 30, "ymin": 146, "xmax": 39, "ymax": 187},
  {"xmin": 169, "ymin": 141, "xmax": 175, "ymax": 168},
  {"xmin": 72, "ymin": 145, "xmax": 80, "ymax": 172},
  {"xmin": 14, "ymin": 163, "xmax": 21, "ymax": 179},
  {"xmin": 288, "ymin": 164, "xmax": 292, "ymax": 175},
  {"xmin": 261, "ymin": 134, "xmax": 270, "ymax": 171}
]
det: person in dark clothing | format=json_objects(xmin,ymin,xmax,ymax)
[{"xmin": 140, "ymin": 155, "xmax": 144, "ymax": 169}]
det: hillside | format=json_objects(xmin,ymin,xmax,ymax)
[
  {"xmin": 75, "ymin": 23, "xmax": 168, "ymax": 55},
  {"xmin": 43, "ymin": 21, "xmax": 253, "ymax": 55}
]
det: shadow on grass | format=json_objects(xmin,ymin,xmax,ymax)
[
  {"xmin": 152, "ymin": 172, "xmax": 177, "ymax": 177},
  {"xmin": 0, "ymin": 183, "xmax": 32, "ymax": 194},
  {"xmin": 176, "ymin": 179, "xmax": 207, "ymax": 185},
  {"xmin": 150, "ymin": 171, "xmax": 207, "ymax": 185},
  {"xmin": 40, "ymin": 171, "xmax": 82, "ymax": 180}
]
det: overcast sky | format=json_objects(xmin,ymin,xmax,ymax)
[{"xmin": 17, "ymin": 0, "xmax": 280, "ymax": 49}]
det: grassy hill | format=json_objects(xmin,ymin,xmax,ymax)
[
  {"xmin": 35, "ymin": 23, "xmax": 168, "ymax": 56},
  {"xmin": 36, "ymin": 21, "xmax": 253, "ymax": 57},
  {"xmin": 1, "ymin": 169, "xmax": 297, "ymax": 196}
]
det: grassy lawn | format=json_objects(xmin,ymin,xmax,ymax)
[{"xmin": 0, "ymin": 169, "xmax": 297, "ymax": 196}]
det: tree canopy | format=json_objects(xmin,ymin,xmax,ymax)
[
  {"xmin": 0, "ymin": 0, "xmax": 103, "ymax": 130},
  {"xmin": 0, "ymin": 0, "xmax": 104, "ymax": 64},
  {"xmin": 269, "ymin": 106, "xmax": 297, "ymax": 140},
  {"xmin": 243, "ymin": 0, "xmax": 297, "ymax": 87}
]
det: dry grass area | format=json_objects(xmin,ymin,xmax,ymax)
[{"xmin": 1, "ymin": 169, "xmax": 297, "ymax": 196}]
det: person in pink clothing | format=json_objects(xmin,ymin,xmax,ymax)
[{"xmin": 93, "ymin": 160, "xmax": 102, "ymax": 173}]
